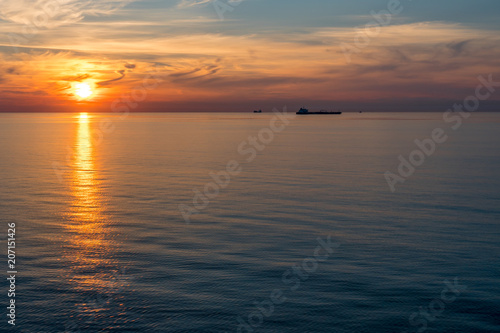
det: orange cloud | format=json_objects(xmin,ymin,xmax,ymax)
[{"xmin": 1, "ymin": 21, "xmax": 499, "ymax": 111}]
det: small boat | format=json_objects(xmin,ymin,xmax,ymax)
[
  {"xmin": 296, "ymin": 108, "xmax": 341, "ymax": 115},
  {"xmin": 253, "ymin": 109, "xmax": 262, "ymax": 113}
]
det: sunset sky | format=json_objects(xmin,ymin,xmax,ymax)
[{"xmin": 1, "ymin": 0, "xmax": 499, "ymax": 112}]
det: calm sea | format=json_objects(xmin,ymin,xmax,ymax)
[{"xmin": 0, "ymin": 112, "xmax": 499, "ymax": 332}]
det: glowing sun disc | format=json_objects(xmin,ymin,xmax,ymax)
[{"xmin": 75, "ymin": 83, "xmax": 93, "ymax": 99}]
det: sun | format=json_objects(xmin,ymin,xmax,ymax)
[{"xmin": 75, "ymin": 83, "xmax": 93, "ymax": 99}]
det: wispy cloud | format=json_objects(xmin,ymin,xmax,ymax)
[
  {"xmin": 177, "ymin": 0, "xmax": 244, "ymax": 8},
  {"xmin": 0, "ymin": 0, "xmax": 135, "ymax": 28},
  {"xmin": 177, "ymin": 0, "xmax": 212, "ymax": 8}
]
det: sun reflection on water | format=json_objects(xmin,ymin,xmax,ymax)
[{"xmin": 64, "ymin": 112, "xmax": 117, "ymax": 291}]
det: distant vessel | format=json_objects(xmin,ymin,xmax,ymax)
[
  {"xmin": 253, "ymin": 109, "xmax": 262, "ymax": 113},
  {"xmin": 296, "ymin": 108, "xmax": 342, "ymax": 115}
]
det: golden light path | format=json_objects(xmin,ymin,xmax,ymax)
[{"xmin": 64, "ymin": 112, "xmax": 119, "ymax": 297}]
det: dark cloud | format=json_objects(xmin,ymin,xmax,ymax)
[
  {"xmin": 1, "ymin": 90, "xmax": 48, "ymax": 95},
  {"xmin": 169, "ymin": 68, "xmax": 202, "ymax": 78},
  {"xmin": 170, "ymin": 62, "xmax": 222, "ymax": 82},
  {"xmin": 447, "ymin": 39, "xmax": 472, "ymax": 56},
  {"xmin": 174, "ymin": 68, "xmax": 220, "ymax": 81},
  {"xmin": 125, "ymin": 63, "xmax": 136, "ymax": 69},
  {"xmin": 176, "ymin": 75, "xmax": 327, "ymax": 90},
  {"xmin": 97, "ymin": 70, "xmax": 126, "ymax": 86},
  {"xmin": 59, "ymin": 73, "xmax": 91, "ymax": 82},
  {"xmin": 354, "ymin": 64, "xmax": 399, "ymax": 75},
  {"xmin": 294, "ymin": 39, "xmax": 328, "ymax": 46}
]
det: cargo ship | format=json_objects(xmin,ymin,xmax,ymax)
[{"xmin": 296, "ymin": 108, "xmax": 341, "ymax": 115}]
